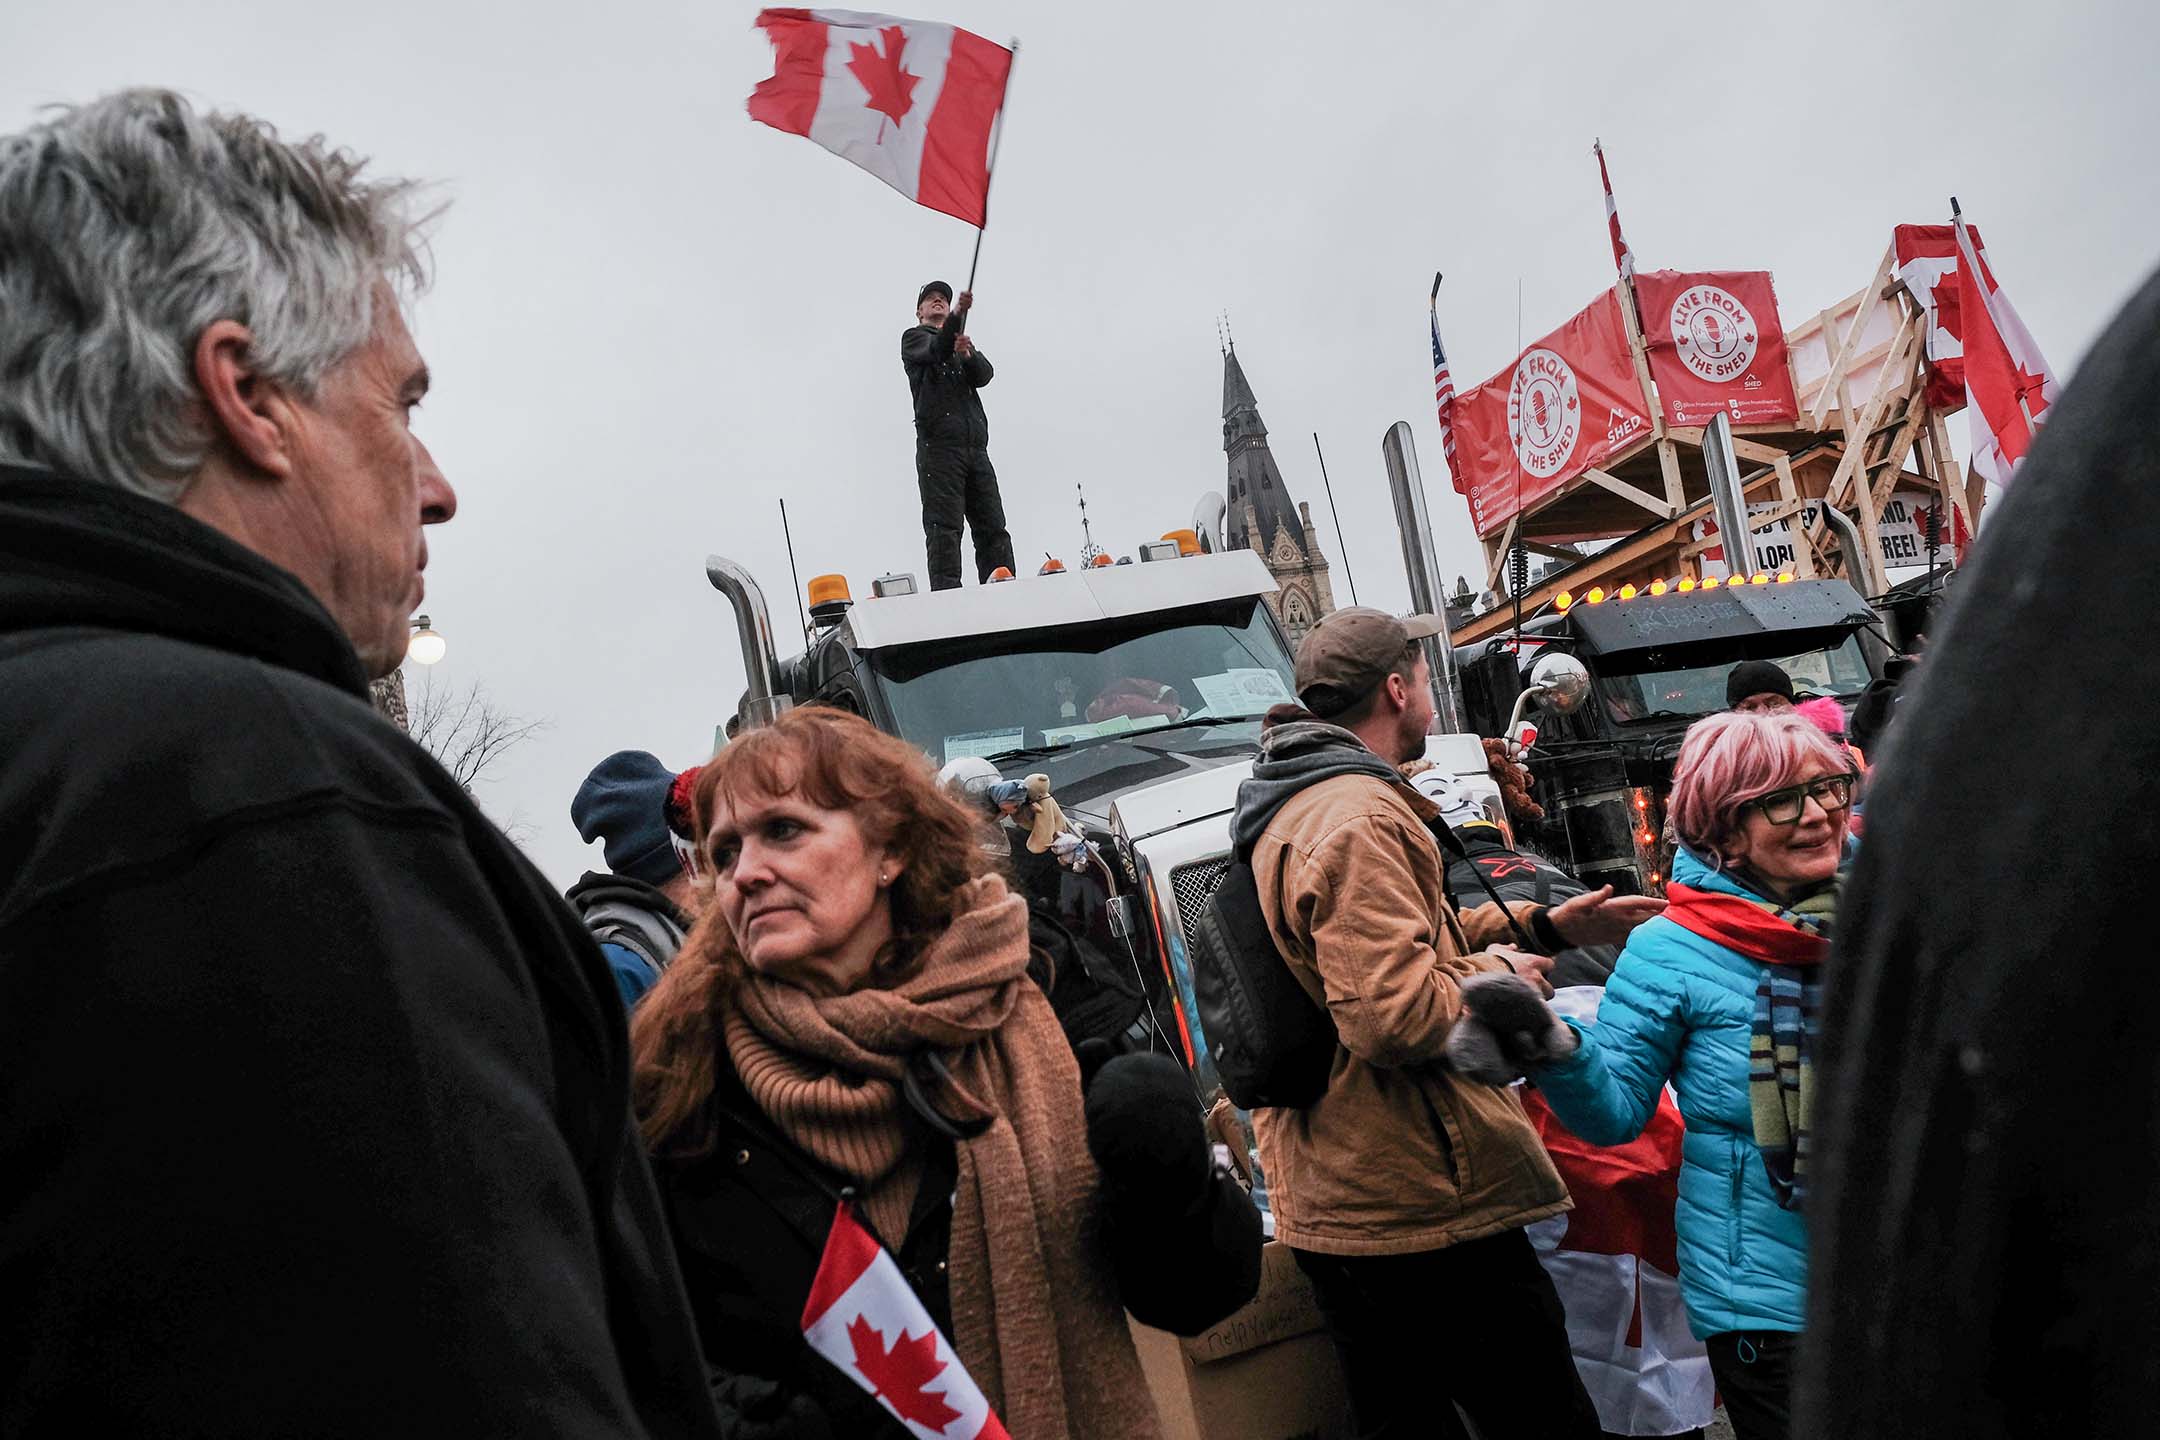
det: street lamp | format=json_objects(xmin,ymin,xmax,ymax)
[{"xmin": 407, "ymin": 614, "xmax": 447, "ymax": 666}]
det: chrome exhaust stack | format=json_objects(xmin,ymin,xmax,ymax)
[
  {"xmin": 1380, "ymin": 421, "xmax": 1465, "ymax": 733},
  {"xmin": 705, "ymin": 554, "xmax": 793, "ymax": 732}
]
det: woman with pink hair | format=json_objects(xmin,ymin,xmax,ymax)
[{"xmin": 1453, "ymin": 712, "xmax": 1854, "ymax": 1440}]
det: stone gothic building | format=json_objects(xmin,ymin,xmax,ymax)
[{"xmin": 1220, "ymin": 344, "xmax": 1335, "ymax": 646}]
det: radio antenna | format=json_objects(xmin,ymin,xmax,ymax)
[{"xmin": 778, "ymin": 498, "xmax": 810, "ymax": 645}]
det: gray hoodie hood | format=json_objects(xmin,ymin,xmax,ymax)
[{"xmin": 1229, "ymin": 720, "xmax": 1403, "ymax": 855}]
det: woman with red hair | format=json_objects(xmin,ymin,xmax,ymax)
[
  {"xmin": 1456, "ymin": 712, "xmax": 1854, "ymax": 1440},
  {"xmin": 631, "ymin": 706, "xmax": 1259, "ymax": 1439}
]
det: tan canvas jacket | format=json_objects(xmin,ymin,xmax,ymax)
[{"xmin": 1248, "ymin": 770, "xmax": 1570, "ymax": 1256}]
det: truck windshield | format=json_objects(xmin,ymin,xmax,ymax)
[
  {"xmin": 867, "ymin": 598, "xmax": 1297, "ymax": 765},
  {"xmin": 1600, "ymin": 633, "xmax": 1873, "ymax": 724}
]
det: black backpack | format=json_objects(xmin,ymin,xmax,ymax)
[
  {"xmin": 1188, "ymin": 849, "xmax": 1339, "ymax": 1109},
  {"xmin": 1190, "ymin": 821, "xmax": 1538, "ymax": 1110}
]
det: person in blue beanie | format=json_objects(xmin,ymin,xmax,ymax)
[{"xmin": 570, "ymin": 750, "xmax": 703, "ymax": 1007}]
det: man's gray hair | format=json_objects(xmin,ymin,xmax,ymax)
[{"xmin": 0, "ymin": 88, "xmax": 436, "ymax": 502}]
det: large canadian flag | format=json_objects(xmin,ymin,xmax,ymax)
[
  {"xmin": 800, "ymin": 1202, "xmax": 1011, "ymax": 1439},
  {"xmin": 1520, "ymin": 988, "xmax": 1714, "ymax": 1436},
  {"xmin": 749, "ymin": 9, "xmax": 1012, "ymax": 227},
  {"xmin": 1892, "ymin": 222, "xmax": 2059, "ymax": 493}
]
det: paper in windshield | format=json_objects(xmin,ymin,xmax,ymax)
[
  {"xmin": 944, "ymin": 728, "xmax": 1025, "ymax": 762},
  {"xmin": 1193, "ymin": 668, "xmax": 1294, "ymax": 716}
]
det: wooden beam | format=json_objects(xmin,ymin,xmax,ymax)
[
  {"xmin": 1805, "ymin": 246, "xmax": 1895, "ymax": 432},
  {"xmin": 1484, "ymin": 516, "xmax": 1520, "ymax": 593},
  {"xmin": 1657, "ymin": 438, "xmax": 1686, "ymax": 511},
  {"xmin": 1614, "ymin": 278, "xmax": 1668, "ymax": 440},
  {"xmin": 1730, "ymin": 436, "xmax": 1791, "ymax": 465},
  {"xmin": 1521, "ymin": 538, "xmax": 1583, "ymax": 562},
  {"xmin": 1823, "ymin": 307, "xmax": 1919, "ymax": 511},
  {"xmin": 1581, "ymin": 465, "xmax": 1675, "ymax": 518},
  {"xmin": 1774, "ymin": 454, "xmax": 1815, "ymax": 577}
]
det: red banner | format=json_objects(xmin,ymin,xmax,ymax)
[
  {"xmin": 1636, "ymin": 270, "xmax": 1798, "ymax": 427},
  {"xmin": 1453, "ymin": 288, "xmax": 1653, "ymax": 538}
]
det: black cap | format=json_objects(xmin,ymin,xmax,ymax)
[
  {"xmin": 1725, "ymin": 659, "xmax": 1796, "ymax": 708},
  {"xmin": 917, "ymin": 280, "xmax": 953, "ymax": 307}
]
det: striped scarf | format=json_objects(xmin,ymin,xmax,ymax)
[{"xmin": 1662, "ymin": 878, "xmax": 1837, "ymax": 1210}]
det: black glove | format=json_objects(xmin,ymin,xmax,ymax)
[
  {"xmin": 1083, "ymin": 1051, "xmax": 1210, "ymax": 1213},
  {"xmin": 1072, "ymin": 1035, "xmax": 1120, "ymax": 1093},
  {"xmin": 1445, "ymin": 973, "xmax": 1579, "ymax": 1085},
  {"xmin": 712, "ymin": 1373, "xmax": 835, "ymax": 1440}
]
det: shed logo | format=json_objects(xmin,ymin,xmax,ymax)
[
  {"xmin": 1670, "ymin": 284, "xmax": 1759, "ymax": 383},
  {"xmin": 1507, "ymin": 347, "xmax": 1580, "ymax": 480}
]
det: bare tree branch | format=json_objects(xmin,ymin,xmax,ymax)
[{"xmin": 407, "ymin": 672, "xmax": 547, "ymax": 791}]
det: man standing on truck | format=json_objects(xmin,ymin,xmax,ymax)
[
  {"xmin": 1229, "ymin": 607, "xmax": 1663, "ymax": 1439},
  {"xmin": 902, "ymin": 281, "xmax": 1014, "ymax": 590}
]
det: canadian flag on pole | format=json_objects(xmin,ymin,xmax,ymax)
[
  {"xmin": 800, "ymin": 1202, "xmax": 1011, "ymax": 1439},
  {"xmin": 1892, "ymin": 220, "xmax": 2060, "ymax": 492},
  {"xmin": 749, "ymin": 9, "xmax": 1012, "ymax": 227}
]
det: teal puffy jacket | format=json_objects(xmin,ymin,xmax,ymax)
[{"xmin": 1533, "ymin": 847, "xmax": 1808, "ymax": 1339}]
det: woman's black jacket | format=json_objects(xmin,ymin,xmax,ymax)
[{"xmin": 654, "ymin": 1053, "xmax": 1260, "ymax": 1438}]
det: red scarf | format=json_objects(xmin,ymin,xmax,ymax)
[{"xmin": 1662, "ymin": 884, "xmax": 1828, "ymax": 967}]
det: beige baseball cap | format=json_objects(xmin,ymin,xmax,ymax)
[{"xmin": 1293, "ymin": 607, "xmax": 1444, "ymax": 717}]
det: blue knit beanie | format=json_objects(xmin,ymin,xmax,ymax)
[{"xmin": 572, "ymin": 750, "xmax": 679, "ymax": 886}]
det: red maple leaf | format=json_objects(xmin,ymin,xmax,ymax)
[
  {"xmin": 1929, "ymin": 269, "xmax": 1964, "ymax": 345},
  {"xmin": 847, "ymin": 25, "xmax": 919, "ymax": 143},
  {"xmin": 848, "ymin": 1314, "xmax": 962, "ymax": 1432}
]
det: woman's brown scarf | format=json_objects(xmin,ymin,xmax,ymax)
[{"xmin": 722, "ymin": 874, "xmax": 1163, "ymax": 1440}]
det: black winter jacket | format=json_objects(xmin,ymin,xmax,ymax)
[
  {"xmin": 656, "ymin": 1048, "xmax": 1260, "ymax": 1439},
  {"xmin": 0, "ymin": 467, "xmax": 720, "ymax": 1439},
  {"xmin": 1795, "ymin": 265, "xmax": 2160, "ymax": 1439},
  {"xmin": 901, "ymin": 321, "xmax": 993, "ymax": 448}
]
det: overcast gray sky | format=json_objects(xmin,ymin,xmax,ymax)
[{"xmin": 8, "ymin": 0, "xmax": 2157, "ymax": 884}]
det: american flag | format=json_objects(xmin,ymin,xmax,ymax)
[
  {"xmin": 1431, "ymin": 308, "xmax": 1462, "ymax": 493},
  {"xmin": 1595, "ymin": 139, "xmax": 1636, "ymax": 280}
]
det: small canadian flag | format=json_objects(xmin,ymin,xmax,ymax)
[
  {"xmin": 799, "ymin": 1201, "xmax": 1011, "ymax": 1439},
  {"xmin": 749, "ymin": 9, "xmax": 1013, "ymax": 227}
]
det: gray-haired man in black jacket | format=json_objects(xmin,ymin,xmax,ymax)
[
  {"xmin": 0, "ymin": 89, "xmax": 718, "ymax": 1438},
  {"xmin": 902, "ymin": 281, "xmax": 1015, "ymax": 589}
]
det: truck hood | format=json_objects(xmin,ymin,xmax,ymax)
[
  {"xmin": 1027, "ymin": 734, "xmax": 1260, "ymax": 830},
  {"xmin": 1569, "ymin": 577, "xmax": 1874, "ymax": 657}
]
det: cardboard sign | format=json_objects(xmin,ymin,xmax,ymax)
[
  {"xmin": 1452, "ymin": 288, "xmax": 1655, "ymax": 538},
  {"xmin": 1636, "ymin": 270, "xmax": 1800, "ymax": 427},
  {"xmin": 1695, "ymin": 491, "xmax": 1952, "ymax": 577}
]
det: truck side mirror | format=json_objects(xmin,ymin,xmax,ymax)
[{"xmin": 1526, "ymin": 652, "xmax": 1590, "ymax": 716}]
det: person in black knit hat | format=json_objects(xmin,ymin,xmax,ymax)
[{"xmin": 1726, "ymin": 659, "xmax": 1797, "ymax": 715}]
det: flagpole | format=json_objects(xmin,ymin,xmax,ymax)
[
  {"xmin": 962, "ymin": 38, "xmax": 1019, "ymax": 296},
  {"xmin": 1951, "ymin": 195, "xmax": 2039, "ymax": 443}
]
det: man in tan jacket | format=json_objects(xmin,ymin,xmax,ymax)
[{"xmin": 1229, "ymin": 607, "xmax": 1661, "ymax": 1440}]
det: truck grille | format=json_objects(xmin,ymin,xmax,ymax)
[{"xmin": 1167, "ymin": 857, "xmax": 1232, "ymax": 942}]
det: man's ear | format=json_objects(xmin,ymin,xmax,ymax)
[{"xmin": 193, "ymin": 320, "xmax": 298, "ymax": 480}]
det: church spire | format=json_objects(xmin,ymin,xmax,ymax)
[{"xmin": 1220, "ymin": 340, "xmax": 1298, "ymax": 556}]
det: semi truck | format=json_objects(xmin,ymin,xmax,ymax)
[
  {"xmin": 705, "ymin": 546, "xmax": 1506, "ymax": 1094},
  {"xmin": 1454, "ymin": 572, "xmax": 1881, "ymax": 896}
]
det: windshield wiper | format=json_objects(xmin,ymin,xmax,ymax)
[
  {"xmin": 1616, "ymin": 709, "xmax": 1698, "ymax": 724},
  {"xmin": 982, "ymin": 714, "xmax": 1259, "ymax": 766}
]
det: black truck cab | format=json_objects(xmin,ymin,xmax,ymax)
[{"xmin": 1456, "ymin": 577, "xmax": 1880, "ymax": 894}]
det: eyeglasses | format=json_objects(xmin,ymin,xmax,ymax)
[{"xmin": 1743, "ymin": 771, "xmax": 1858, "ymax": 826}]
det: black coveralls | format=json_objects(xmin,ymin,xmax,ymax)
[{"xmin": 901, "ymin": 319, "xmax": 1014, "ymax": 589}]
